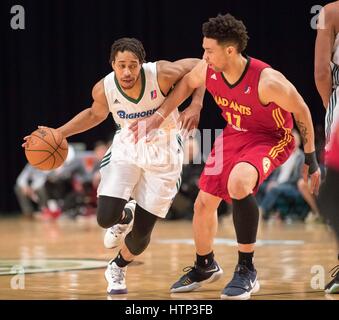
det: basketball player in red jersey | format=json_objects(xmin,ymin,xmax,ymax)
[{"xmin": 130, "ymin": 13, "xmax": 321, "ymax": 299}]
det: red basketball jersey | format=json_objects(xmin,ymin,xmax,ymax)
[{"xmin": 206, "ymin": 57, "xmax": 294, "ymax": 159}]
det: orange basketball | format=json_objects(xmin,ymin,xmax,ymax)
[{"xmin": 24, "ymin": 127, "xmax": 68, "ymax": 170}]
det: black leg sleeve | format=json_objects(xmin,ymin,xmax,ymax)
[
  {"xmin": 96, "ymin": 196, "xmax": 127, "ymax": 228},
  {"xmin": 125, "ymin": 204, "xmax": 158, "ymax": 255},
  {"xmin": 232, "ymin": 194, "xmax": 259, "ymax": 244}
]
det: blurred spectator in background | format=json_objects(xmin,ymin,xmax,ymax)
[
  {"xmin": 65, "ymin": 140, "xmax": 109, "ymax": 219},
  {"xmin": 168, "ymin": 136, "xmax": 203, "ymax": 220},
  {"xmin": 89, "ymin": 140, "xmax": 109, "ymax": 190},
  {"xmin": 168, "ymin": 135, "xmax": 228, "ymax": 220},
  {"xmin": 15, "ymin": 141, "xmax": 109, "ymax": 220},
  {"xmin": 41, "ymin": 144, "xmax": 78, "ymax": 219},
  {"xmin": 259, "ymin": 130, "xmax": 310, "ymax": 221},
  {"xmin": 14, "ymin": 164, "xmax": 49, "ymax": 218}
]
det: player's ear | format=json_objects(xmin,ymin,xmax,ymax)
[{"xmin": 226, "ymin": 46, "xmax": 235, "ymax": 55}]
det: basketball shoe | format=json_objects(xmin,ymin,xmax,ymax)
[
  {"xmin": 170, "ymin": 260, "xmax": 223, "ymax": 293},
  {"xmin": 104, "ymin": 200, "xmax": 136, "ymax": 249},
  {"xmin": 221, "ymin": 264, "xmax": 260, "ymax": 300},
  {"xmin": 105, "ymin": 260, "xmax": 127, "ymax": 294},
  {"xmin": 325, "ymin": 265, "xmax": 339, "ymax": 294}
]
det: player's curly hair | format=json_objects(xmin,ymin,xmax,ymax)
[
  {"xmin": 109, "ymin": 37, "xmax": 146, "ymax": 64},
  {"xmin": 202, "ymin": 14, "xmax": 249, "ymax": 52}
]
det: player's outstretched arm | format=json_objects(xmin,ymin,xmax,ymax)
[
  {"xmin": 156, "ymin": 58, "xmax": 201, "ymax": 94},
  {"xmin": 129, "ymin": 60, "xmax": 206, "ymax": 141},
  {"xmin": 56, "ymin": 80, "xmax": 110, "ymax": 138},
  {"xmin": 157, "ymin": 58, "xmax": 206, "ymax": 132},
  {"xmin": 23, "ymin": 80, "xmax": 110, "ymax": 147},
  {"xmin": 259, "ymin": 68, "xmax": 321, "ymax": 194},
  {"xmin": 314, "ymin": 4, "xmax": 335, "ymax": 108},
  {"xmin": 157, "ymin": 59, "xmax": 207, "ymax": 118}
]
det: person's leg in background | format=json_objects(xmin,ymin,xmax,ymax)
[
  {"xmin": 319, "ymin": 167, "xmax": 339, "ymax": 294},
  {"xmin": 14, "ymin": 185, "xmax": 35, "ymax": 217},
  {"xmin": 297, "ymin": 178, "xmax": 322, "ymax": 222}
]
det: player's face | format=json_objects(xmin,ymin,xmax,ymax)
[
  {"xmin": 202, "ymin": 37, "xmax": 229, "ymax": 72},
  {"xmin": 112, "ymin": 51, "xmax": 142, "ymax": 90}
]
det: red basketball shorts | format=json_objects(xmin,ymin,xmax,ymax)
[{"xmin": 199, "ymin": 128, "xmax": 295, "ymax": 203}]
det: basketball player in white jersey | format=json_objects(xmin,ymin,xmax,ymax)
[
  {"xmin": 315, "ymin": 1, "xmax": 339, "ymax": 151},
  {"xmin": 315, "ymin": 1, "xmax": 339, "ymax": 294},
  {"xmin": 22, "ymin": 38, "xmax": 205, "ymax": 295}
]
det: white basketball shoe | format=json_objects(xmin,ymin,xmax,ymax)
[
  {"xmin": 103, "ymin": 200, "xmax": 136, "ymax": 249},
  {"xmin": 105, "ymin": 260, "xmax": 128, "ymax": 294}
]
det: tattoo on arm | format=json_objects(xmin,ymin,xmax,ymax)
[{"xmin": 295, "ymin": 120, "xmax": 308, "ymax": 145}]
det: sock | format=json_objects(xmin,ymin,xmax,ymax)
[
  {"xmin": 119, "ymin": 207, "xmax": 133, "ymax": 225},
  {"xmin": 238, "ymin": 251, "xmax": 254, "ymax": 271},
  {"xmin": 112, "ymin": 251, "xmax": 132, "ymax": 268},
  {"xmin": 196, "ymin": 251, "xmax": 214, "ymax": 268}
]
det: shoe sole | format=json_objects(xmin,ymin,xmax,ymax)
[
  {"xmin": 170, "ymin": 268, "xmax": 224, "ymax": 293},
  {"xmin": 107, "ymin": 288, "xmax": 128, "ymax": 295},
  {"xmin": 220, "ymin": 280, "xmax": 260, "ymax": 300},
  {"xmin": 104, "ymin": 270, "xmax": 128, "ymax": 295},
  {"xmin": 325, "ymin": 283, "xmax": 339, "ymax": 294}
]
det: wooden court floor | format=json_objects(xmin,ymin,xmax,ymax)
[{"xmin": 0, "ymin": 215, "xmax": 338, "ymax": 300}]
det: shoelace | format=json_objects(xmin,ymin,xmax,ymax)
[
  {"xmin": 231, "ymin": 265, "xmax": 252, "ymax": 287},
  {"xmin": 108, "ymin": 264, "xmax": 125, "ymax": 284},
  {"xmin": 183, "ymin": 266, "xmax": 195, "ymax": 273},
  {"xmin": 110, "ymin": 224, "xmax": 127, "ymax": 237},
  {"xmin": 329, "ymin": 265, "xmax": 339, "ymax": 279},
  {"xmin": 237, "ymin": 265, "xmax": 249, "ymax": 275}
]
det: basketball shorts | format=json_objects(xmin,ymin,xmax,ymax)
[
  {"xmin": 325, "ymin": 86, "xmax": 339, "ymax": 151},
  {"xmin": 199, "ymin": 128, "xmax": 295, "ymax": 203},
  {"xmin": 97, "ymin": 130, "xmax": 184, "ymax": 218}
]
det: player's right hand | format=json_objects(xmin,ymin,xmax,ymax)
[
  {"xmin": 22, "ymin": 126, "xmax": 50, "ymax": 148},
  {"xmin": 22, "ymin": 135, "xmax": 31, "ymax": 148}
]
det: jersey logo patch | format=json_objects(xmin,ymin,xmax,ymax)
[
  {"xmin": 244, "ymin": 85, "xmax": 251, "ymax": 94},
  {"xmin": 117, "ymin": 108, "xmax": 158, "ymax": 119},
  {"xmin": 151, "ymin": 90, "xmax": 157, "ymax": 100},
  {"xmin": 211, "ymin": 73, "xmax": 217, "ymax": 80},
  {"xmin": 262, "ymin": 157, "xmax": 271, "ymax": 174},
  {"xmin": 113, "ymin": 98, "xmax": 120, "ymax": 104}
]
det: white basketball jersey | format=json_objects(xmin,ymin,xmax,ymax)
[
  {"xmin": 104, "ymin": 62, "xmax": 179, "ymax": 132},
  {"xmin": 332, "ymin": 33, "xmax": 339, "ymax": 66}
]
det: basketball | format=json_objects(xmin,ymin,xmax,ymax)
[{"xmin": 24, "ymin": 127, "xmax": 68, "ymax": 170}]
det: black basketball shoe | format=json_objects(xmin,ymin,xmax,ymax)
[{"xmin": 170, "ymin": 260, "xmax": 223, "ymax": 293}]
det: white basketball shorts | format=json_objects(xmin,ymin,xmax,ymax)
[{"xmin": 97, "ymin": 130, "xmax": 184, "ymax": 218}]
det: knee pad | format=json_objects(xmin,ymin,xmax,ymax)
[
  {"xmin": 124, "ymin": 204, "xmax": 157, "ymax": 255},
  {"xmin": 125, "ymin": 231, "xmax": 151, "ymax": 256},
  {"xmin": 96, "ymin": 196, "xmax": 126, "ymax": 228}
]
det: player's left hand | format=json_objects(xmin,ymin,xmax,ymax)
[
  {"xmin": 129, "ymin": 112, "xmax": 164, "ymax": 143},
  {"xmin": 178, "ymin": 103, "xmax": 201, "ymax": 138}
]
